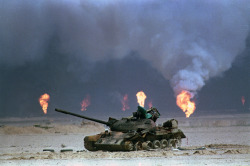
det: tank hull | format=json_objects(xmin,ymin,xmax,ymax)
[
  {"xmin": 84, "ymin": 121, "xmax": 186, "ymax": 151},
  {"xmin": 55, "ymin": 107, "xmax": 186, "ymax": 151}
]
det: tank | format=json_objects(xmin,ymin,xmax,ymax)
[{"xmin": 55, "ymin": 106, "xmax": 186, "ymax": 151}]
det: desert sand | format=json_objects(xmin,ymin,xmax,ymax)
[{"xmin": 0, "ymin": 113, "xmax": 249, "ymax": 166}]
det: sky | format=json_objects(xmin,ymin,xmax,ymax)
[{"xmin": 0, "ymin": 0, "xmax": 249, "ymax": 118}]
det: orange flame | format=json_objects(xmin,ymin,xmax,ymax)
[
  {"xmin": 39, "ymin": 93, "xmax": 50, "ymax": 114},
  {"xmin": 176, "ymin": 90, "xmax": 196, "ymax": 118},
  {"xmin": 121, "ymin": 94, "xmax": 130, "ymax": 111},
  {"xmin": 136, "ymin": 91, "xmax": 147, "ymax": 107},
  {"xmin": 81, "ymin": 95, "xmax": 91, "ymax": 111},
  {"xmin": 241, "ymin": 96, "xmax": 245, "ymax": 106},
  {"xmin": 148, "ymin": 101, "xmax": 153, "ymax": 108}
]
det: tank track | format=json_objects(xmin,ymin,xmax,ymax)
[{"xmin": 84, "ymin": 138, "xmax": 182, "ymax": 151}]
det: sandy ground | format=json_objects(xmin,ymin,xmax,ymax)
[{"xmin": 0, "ymin": 114, "xmax": 249, "ymax": 166}]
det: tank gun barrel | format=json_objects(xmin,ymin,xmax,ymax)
[{"xmin": 55, "ymin": 108, "xmax": 109, "ymax": 125}]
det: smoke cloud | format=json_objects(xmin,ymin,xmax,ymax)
[{"xmin": 0, "ymin": 0, "xmax": 250, "ymax": 116}]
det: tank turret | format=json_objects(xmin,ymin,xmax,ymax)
[{"xmin": 55, "ymin": 107, "xmax": 157, "ymax": 132}]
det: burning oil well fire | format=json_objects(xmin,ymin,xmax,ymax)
[
  {"xmin": 176, "ymin": 91, "xmax": 196, "ymax": 118},
  {"xmin": 121, "ymin": 94, "xmax": 130, "ymax": 111},
  {"xmin": 1, "ymin": 0, "xmax": 249, "ymax": 117},
  {"xmin": 241, "ymin": 96, "xmax": 245, "ymax": 106},
  {"xmin": 39, "ymin": 93, "xmax": 50, "ymax": 114},
  {"xmin": 81, "ymin": 95, "xmax": 91, "ymax": 111},
  {"xmin": 136, "ymin": 91, "xmax": 147, "ymax": 108}
]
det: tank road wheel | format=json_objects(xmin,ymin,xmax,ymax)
[
  {"xmin": 168, "ymin": 139, "xmax": 182, "ymax": 148},
  {"xmin": 152, "ymin": 140, "xmax": 161, "ymax": 149},
  {"xmin": 168, "ymin": 139, "xmax": 176, "ymax": 148},
  {"xmin": 160, "ymin": 139, "xmax": 168, "ymax": 149},
  {"xmin": 176, "ymin": 138, "xmax": 182, "ymax": 148},
  {"xmin": 124, "ymin": 141, "xmax": 134, "ymax": 151},
  {"xmin": 134, "ymin": 141, "xmax": 143, "ymax": 151},
  {"xmin": 142, "ymin": 141, "xmax": 153, "ymax": 150}
]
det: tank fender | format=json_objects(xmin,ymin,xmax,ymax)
[
  {"xmin": 84, "ymin": 134, "xmax": 102, "ymax": 142},
  {"xmin": 140, "ymin": 127, "xmax": 156, "ymax": 135}
]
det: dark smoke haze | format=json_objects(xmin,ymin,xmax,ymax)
[{"xmin": 0, "ymin": 0, "xmax": 249, "ymax": 118}]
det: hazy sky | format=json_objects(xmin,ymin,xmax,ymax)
[{"xmin": 0, "ymin": 0, "xmax": 249, "ymax": 118}]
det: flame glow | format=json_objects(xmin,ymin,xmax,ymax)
[
  {"xmin": 148, "ymin": 101, "xmax": 153, "ymax": 108},
  {"xmin": 81, "ymin": 95, "xmax": 91, "ymax": 111},
  {"xmin": 241, "ymin": 96, "xmax": 245, "ymax": 106},
  {"xmin": 39, "ymin": 93, "xmax": 50, "ymax": 114},
  {"xmin": 121, "ymin": 94, "xmax": 130, "ymax": 111},
  {"xmin": 136, "ymin": 91, "xmax": 147, "ymax": 107},
  {"xmin": 176, "ymin": 90, "xmax": 196, "ymax": 118}
]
